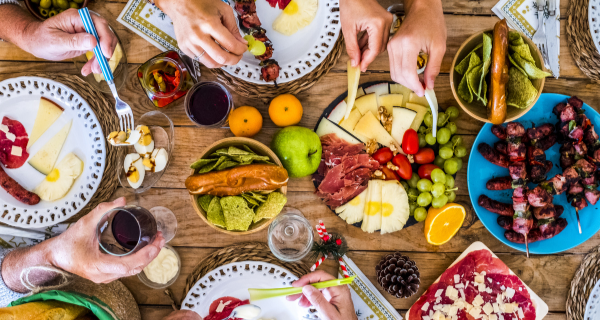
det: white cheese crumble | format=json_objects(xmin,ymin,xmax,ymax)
[
  {"xmin": 215, "ymin": 300, "xmax": 231, "ymax": 313},
  {"xmin": 454, "ymin": 274, "xmax": 460, "ymax": 283},
  {"xmin": 517, "ymin": 307, "xmax": 524, "ymax": 319},
  {"xmin": 475, "ymin": 274, "xmax": 485, "ymax": 284},
  {"xmin": 473, "ymin": 295, "xmax": 484, "ymax": 307},
  {"xmin": 435, "ymin": 289, "xmax": 444, "ymax": 297},
  {"xmin": 0, "ymin": 124, "xmax": 8, "ymax": 133},
  {"xmin": 493, "ymin": 303, "xmax": 500, "ymax": 314},
  {"xmin": 421, "ymin": 302, "xmax": 430, "ymax": 311},
  {"xmin": 505, "ymin": 287, "xmax": 515, "ymax": 299},
  {"xmin": 6, "ymin": 132, "xmax": 15, "ymax": 142},
  {"xmin": 445, "ymin": 286, "xmax": 459, "ymax": 301},
  {"xmin": 10, "ymin": 146, "xmax": 21, "ymax": 157},
  {"xmin": 482, "ymin": 303, "xmax": 494, "ymax": 315}
]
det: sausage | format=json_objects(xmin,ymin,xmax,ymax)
[
  {"xmin": 497, "ymin": 216, "xmax": 513, "ymax": 230},
  {"xmin": 478, "ymin": 143, "xmax": 509, "ymax": 168},
  {"xmin": 487, "ymin": 19, "xmax": 509, "ymax": 124},
  {"xmin": 0, "ymin": 166, "xmax": 40, "ymax": 205},
  {"xmin": 505, "ymin": 229, "xmax": 542, "ymax": 244},
  {"xmin": 486, "ymin": 176, "xmax": 512, "ymax": 190},
  {"xmin": 478, "ymin": 194, "xmax": 515, "ymax": 216},
  {"xmin": 491, "ymin": 125, "xmax": 507, "ymax": 140},
  {"xmin": 185, "ymin": 164, "xmax": 289, "ymax": 196}
]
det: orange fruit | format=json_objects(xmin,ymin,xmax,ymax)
[
  {"xmin": 424, "ymin": 203, "xmax": 466, "ymax": 246},
  {"xmin": 269, "ymin": 94, "xmax": 303, "ymax": 127},
  {"xmin": 228, "ymin": 106, "xmax": 263, "ymax": 137}
]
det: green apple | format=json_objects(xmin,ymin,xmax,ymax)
[{"xmin": 271, "ymin": 126, "xmax": 322, "ymax": 178}]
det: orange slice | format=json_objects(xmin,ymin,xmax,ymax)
[{"xmin": 424, "ymin": 203, "xmax": 466, "ymax": 246}]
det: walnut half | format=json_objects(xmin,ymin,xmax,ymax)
[
  {"xmin": 379, "ymin": 106, "xmax": 393, "ymax": 132},
  {"xmin": 365, "ymin": 139, "xmax": 378, "ymax": 155}
]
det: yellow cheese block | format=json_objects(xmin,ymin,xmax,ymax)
[
  {"xmin": 27, "ymin": 98, "xmax": 64, "ymax": 149},
  {"xmin": 390, "ymin": 83, "xmax": 412, "ymax": 107},
  {"xmin": 353, "ymin": 112, "xmax": 399, "ymax": 148},
  {"xmin": 339, "ymin": 108, "xmax": 362, "ymax": 130},
  {"xmin": 405, "ymin": 102, "xmax": 428, "ymax": 131},
  {"xmin": 391, "ymin": 107, "xmax": 417, "ymax": 144},
  {"xmin": 315, "ymin": 118, "xmax": 362, "ymax": 144},
  {"xmin": 353, "ymin": 93, "xmax": 378, "ymax": 117},
  {"xmin": 378, "ymin": 93, "xmax": 404, "ymax": 116},
  {"xmin": 409, "ymin": 92, "xmax": 430, "ymax": 108},
  {"xmin": 28, "ymin": 120, "xmax": 72, "ymax": 175}
]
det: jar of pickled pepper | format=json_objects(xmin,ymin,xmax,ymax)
[{"xmin": 137, "ymin": 51, "xmax": 194, "ymax": 108}]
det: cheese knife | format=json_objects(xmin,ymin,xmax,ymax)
[{"xmin": 546, "ymin": 0, "xmax": 560, "ymax": 78}]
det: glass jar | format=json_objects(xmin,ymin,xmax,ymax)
[{"xmin": 137, "ymin": 51, "xmax": 194, "ymax": 108}]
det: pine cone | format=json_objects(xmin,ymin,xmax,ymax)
[{"xmin": 376, "ymin": 252, "xmax": 420, "ymax": 298}]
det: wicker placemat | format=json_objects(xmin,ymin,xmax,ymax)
[
  {"xmin": 180, "ymin": 242, "xmax": 310, "ymax": 307},
  {"xmin": 566, "ymin": 245, "xmax": 600, "ymax": 320},
  {"xmin": 566, "ymin": 0, "xmax": 600, "ymax": 80},
  {"xmin": 31, "ymin": 73, "xmax": 122, "ymax": 222},
  {"xmin": 211, "ymin": 36, "xmax": 345, "ymax": 102}
]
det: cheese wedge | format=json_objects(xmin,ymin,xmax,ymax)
[
  {"xmin": 409, "ymin": 92, "xmax": 430, "ymax": 108},
  {"xmin": 378, "ymin": 94, "xmax": 403, "ymax": 116},
  {"xmin": 353, "ymin": 93, "xmax": 378, "ymax": 117},
  {"xmin": 336, "ymin": 188, "xmax": 367, "ymax": 224},
  {"xmin": 344, "ymin": 61, "xmax": 361, "ymax": 120},
  {"xmin": 354, "ymin": 112, "xmax": 399, "ymax": 148},
  {"xmin": 356, "ymin": 87, "xmax": 366, "ymax": 98},
  {"xmin": 361, "ymin": 180, "xmax": 382, "ymax": 233},
  {"xmin": 391, "ymin": 107, "xmax": 417, "ymax": 145},
  {"xmin": 339, "ymin": 108, "xmax": 362, "ymax": 131},
  {"xmin": 405, "ymin": 102, "xmax": 428, "ymax": 131},
  {"xmin": 27, "ymin": 98, "xmax": 64, "ymax": 149},
  {"xmin": 380, "ymin": 181, "xmax": 410, "ymax": 234},
  {"xmin": 364, "ymin": 83, "xmax": 390, "ymax": 96},
  {"xmin": 28, "ymin": 120, "xmax": 72, "ymax": 175},
  {"xmin": 328, "ymin": 100, "xmax": 347, "ymax": 124},
  {"xmin": 390, "ymin": 83, "xmax": 413, "ymax": 107},
  {"xmin": 315, "ymin": 118, "xmax": 362, "ymax": 144}
]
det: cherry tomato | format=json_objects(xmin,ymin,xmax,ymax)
[
  {"xmin": 418, "ymin": 164, "xmax": 440, "ymax": 180},
  {"xmin": 392, "ymin": 154, "xmax": 413, "ymax": 180},
  {"xmin": 414, "ymin": 148, "xmax": 435, "ymax": 164},
  {"xmin": 402, "ymin": 129, "xmax": 420, "ymax": 155},
  {"xmin": 380, "ymin": 166, "xmax": 399, "ymax": 181},
  {"xmin": 372, "ymin": 147, "xmax": 393, "ymax": 165}
]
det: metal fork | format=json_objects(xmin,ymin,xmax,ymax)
[
  {"xmin": 78, "ymin": 8, "xmax": 134, "ymax": 132},
  {"xmin": 532, "ymin": 0, "xmax": 550, "ymax": 68}
]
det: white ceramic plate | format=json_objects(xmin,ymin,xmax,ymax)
[
  {"xmin": 585, "ymin": 279, "xmax": 600, "ymax": 320},
  {"xmin": 0, "ymin": 76, "xmax": 105, "ymax": 228},
  {"xmin": 223, "ymin": 0, "xmax": 341, "ymax": 84},
  {"xmin": 181, "ymin": 261, "xmax": 310, "ymax": 319},
  {"xmin": 588, "ymin": 0, "xmax": 600, "ymax": 56}
]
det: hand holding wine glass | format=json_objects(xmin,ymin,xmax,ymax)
[{"xmin": 49, "ymin": 197, "xmax": 166, "ymax": 284}]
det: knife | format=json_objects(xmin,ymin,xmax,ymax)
[
  {"xmin": 546, "ymin": 0, "xmax": 560, "ymax": 78},
  {"xmin": 0, "ymin": 225, "xmax": 53, "ymax": 241}
]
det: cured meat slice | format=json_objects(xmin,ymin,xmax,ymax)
[
  {"xmin": 0, "ymin": 117, "xmax": 29, "ymax": 169},
  {"xmin": 205, "ymin": 296, "xmax": 249, "ymax": 320}
]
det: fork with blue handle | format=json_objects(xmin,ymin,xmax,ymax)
[{"xmin": 78, "ymin": 8, "xmax": 134, "ymax": 133}]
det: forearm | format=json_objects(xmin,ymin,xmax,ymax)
[
  {"xmin": 1, "ymin": 238, "xmax": 58, "ymax": 293},
  {"xmin": 0, "ymin": 4, "xmax": 40, "ymax": 51},
  {"xmin": 404, "ymin": 0, "xmax": 442, "ymax": 14}
]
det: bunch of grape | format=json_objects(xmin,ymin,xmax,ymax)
[{"xmin": 404, "ymin": 170, "xmax": 457, "ymax": 221}]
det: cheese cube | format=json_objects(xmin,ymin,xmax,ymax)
[
  {"xmin": 503, "ymin": 303, "xmax": 517, "ymax": 313},
  {"xmin": 445, "ymin": 286, "xmax": 459, "ymax": 301},
  {"xmin": 6, "ymin": 132, "xmax": 15, "ymax": 142},
  {"xmin": 473, "ymin": 295, "xmax": 484, "ymax": 307},
  {"xmin": 422, "ymin": 302, "xmax": 430, "ymax": 312},
  {"xmin": 0, "ymin": 124, "xmax": 8, "ymax": 133},
  {"xmin": 469, "ymin": 307, "xmax": 482, "ymax": 318},
  {"xmin": 10, "ymin": 146, "xmax": 22, "ymax": 157},
  {"xmin": 517, "ymin": 307, "xmax": 524, "ymax": 319},
  {"xmin": 433, "ymin": 310, "xmax": 444, "ymax": 320},
  {"xmin": 493, "ymin": 303, "xmax": 500, "ymax": 314},
  {"xmin": 454, "ymin": 275, "xmax": 460, "ymax": 283},
  {"xmin": 483, "ymin": 303, "xmax": 494, "ymax": 315},
  {"xmin": 449, "ymin": 306, "xmax": 459, "ymax": 317},
  {"xmin": 478, "ymin": 284, "xmax": 486, "ymax": 292},
  {"xmin": 475, "ymin": 274, "xmax": 485, "ymax": 284},
  {"xmin": 435, "ymin": 289, "xmax": 444, "ymax": 297},
  {"xmin": 459, "ymin": 288, "xmax": 466, "ymax": 300},
  {"xmin": 505, "ymin": 287, "xmax": 515, "ymax": 299},
  {"xmin": 487, "ymin": 277, "xmax": 493, "ymax": 283}
]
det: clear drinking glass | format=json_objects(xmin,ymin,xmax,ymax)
[
  {"xmin": 96, "ymin": 205, "xmax": 177, "ymax": 256},
  {"xmin": 184, "ymin": 82, "xmax": 234, "ymax": 128},
  {"xmin": 268, "ymin": 207, "xmax": 313, "ymax": 262}
]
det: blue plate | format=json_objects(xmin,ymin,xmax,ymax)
[{"xmin": 467, "ymin": 93, "xmax": 600, "ymax": 254}]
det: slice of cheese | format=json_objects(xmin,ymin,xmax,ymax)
[
  {"xmin": 356, "ymin": 87, "xmax": 366, "ymax": 98},
  {"xmin": 86, "ymin": 43, "xmax": 124, "ymax": 82},
  {"xmin": 315, "ymin": 118, "xmax": 362, "ymax": 144},
  {"xmin": 28, "ymin": 120, "xmax": 72, "ymax": 175},
  {"xmin": 409, "ymin": 92, "xmax": 430, "ymax": 108},
  {"xmin": 339, "ymin": 108, "xmax": 362, "ymax": 132},
  {"xmin": 378, "ymin": 94, "xmax": 404, "ymax": 116},
  {"xmin": 27, "ymin": 97, "xmax": 64, "ymax": 149},
  {"xmin": 328, "ymin": 100, "xmax": 347, "ymax": 124},
  {"xmin": 354, "ymin": 112, "xmax": 399, "ymax": 148},
  {"xmin": 354, "ymin": 93, "xmax": 378, "ymax": 117},
  {"xmin": 391, "ymin": 107, "xmax": 417, "ymax": 146},
  {"xmin": 405, "ymin": 102, "xmax": 428, "ymax": 131},
  {"xmin": 390, "ymin": 83, "xmax": 413, "ymax": 107},
  {"xmin": 344, "ymin": 61, "xmax": 361, "ymax": 120},
  {"xmin": 364, "ymin": 83, "xmax": 390, "ymax": 96}
]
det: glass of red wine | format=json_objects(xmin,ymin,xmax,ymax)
[
  {"xmin": 184, "ymin": 81, "xmax": 233, "ymax": 128},
  {"xmin": 96, "ymin": 205, "xmax": 177, "ymax": 256}
]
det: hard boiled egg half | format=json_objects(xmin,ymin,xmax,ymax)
[
  {"xmin": 142, "ymin": 148, "xmax": 168, "ymax": 172},
  {"xmin": 124, "ymin": 153, "xmax": 145, "ymax": 189}
]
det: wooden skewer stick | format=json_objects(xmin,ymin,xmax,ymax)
[
  {"xmin": 576, "ymin": 208, "xmax": 582, "ymax": 234},
  {"xmin": 524, "ymin": 233, "xmax": 529, "ymax": 258}
]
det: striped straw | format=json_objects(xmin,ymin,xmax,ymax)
[
  {"xmin": 78, "ymin": 8, "xmax": 114, "ymax": 83},
  {"xmin": 315, "ymin": 225, "xmax": 324, "ymax": 239},
  {"xmin": 319, "ymin": 220, "xmax": 328, "ymax": 236},
  {"xmin": 339, "ymin": 257, "xmax": 350, "ymax": 278},
  {"xmin": 310, "ymin": 255, "xmax": 326, "ymax": 271}
]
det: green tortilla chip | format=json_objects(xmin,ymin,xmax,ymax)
[
  {"xmin": 507, "ymin": 67, "xmax": 538, "ymax": 109},
  {"xmin": 207, "ymin": 197, "xmax": 226, "ymax": 228},
  {"xmin": 241, "ymin": 193, "xmax": 261, "ymax": 208},
  {"xmin": 196, "ymin": 156, "xmax": 228, "ymax": 174},
  {"xmin": 198, "ymin": 194, "xmax": 214, "ymax": 212},
  {"xmin": 220, "ymin": 196, "xmax": 255, "ymax": 231},
  {"xmin": 454, "ymin": 43, "xmax": 483, "ymax": 75},
  {"xmin": 467, "ymin": 65, "xmax": 487, "ymax": 106},
  {"xmin": 248, "ymin": 192, "xmax": 268, "ymax": 202},
  {"xmin": 508, "ymin": 54, "xmax": 527, "ymax": 76},
  {"xmin": 217, "ymin": 160, "xmax": 240, "ymax": 171},
  {"xmin": 190, "ymin": 158, "xmax": 217, "ymax": 170},
  {"xmin": 510, "ymin": 44, "xmax": 536, "ymax": 64},
  {"xmin": 509, "ymin": 31, "xmax": 524, "ymax": 46},
  {"xmin": 242, "ymin": 145, "xmax": 255, "ymax": 153},
  {"xmin": 478, "ymin": 32, "xmax": 493, "ymax": 98},
  {"xmin": 228, "ymin": 146, "xmax": 253, "ymax": 155},
  {"xmin": 254, "ymin": 192, "xmax": 287, "ymax": 223},
  {"xmin": 457, "ymin": 76, "xmax": 473, "ymax": 103},
  {"xmin": 512, "ymin": 53, "xmax": 552, "ymax": 79}
]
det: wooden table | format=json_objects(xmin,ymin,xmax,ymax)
[{"xmin": 2, "ymin": 0, "xmax": 598, "ymax": 319}]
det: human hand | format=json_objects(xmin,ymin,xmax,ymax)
[
  {"xmin": 48, "ymin": 197, "xmax": 165, "ymax": 284},
  {"xmin": 387, "ymin": 0, "xmax": 446, "ymax": 96},
  {"xmin": 286, "ymin": 270, "xmax": 357, "ymax": 320},
  {"xmin": 340, "ymin": 0, "xmax": 393, "ymax": 72},
  {"xmin": 163, "ymin": 310, "xmax": 203, "ymax": 320},
  {"xmin": 156, "ymin": 0, "xmax": 247, "ymax": 68},
  {"xmin": 18, "ymin": 8, "xmax": 117, "ymax": 77}
]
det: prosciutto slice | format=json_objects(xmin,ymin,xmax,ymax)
[
  {"xmin": 313, "ymin": 133, "xmax": 378, "ymax": 208},
  {"xmin": 0, "ymin": 117, "xmax": 29, "ymax": 169}
]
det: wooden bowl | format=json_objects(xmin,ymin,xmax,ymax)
[
  {"xmin": 449, "ymin": 28, "xmax": 546, "ymax": 123},
  {"xmin": 25, "ymin": 0, "xmax": 89, "ymax": 21},
  {"xmin": 188, "ymin": 137, "xmax": 287, "ymax": 235}
]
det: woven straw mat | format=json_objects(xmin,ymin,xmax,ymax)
[
  {"xmin": 211, "ymin": 35, "xmax": 344, "ymax": 102},
  {"xmin": 29, "ymin": 73, "xmax": 122, "ymax": 222},
  {"xmin": 179, "ymin": 242, "xmax": 310, "ymax": 308},
  {"xmin": 567, "ymin": 245, "xmax": 600, "ymax": 320},
  {"xmin": 566, "ymin": 0, "xmax": 600, "ymax": 80}
]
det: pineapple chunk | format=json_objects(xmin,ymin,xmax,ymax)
[
  {"xmin": 362, "ymin": 180, "xmax": 382, "ymax": 233},
  {"xmin": 380, "ymin": 181, "xmax": 410, "ymax": 234},
  {"xmin": 336, "ymin": 188, "xmax": 367, "ymax": 224}
]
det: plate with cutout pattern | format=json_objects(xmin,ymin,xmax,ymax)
[
  {"xmin": 223, "ymin": 0, "xmax": 341, "ymax": 84},
  {"xmin": 0, "ymin": 76, "xmax": 105, "ymax": 228},
  {"xmin": 181, "ymin": 261, "xmax": 310, "ymax": 319},
  {"xmin": 589, "ymin": 0, "xmax": 600, "ymax": 56}
]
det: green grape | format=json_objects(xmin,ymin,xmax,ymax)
[
  {"xmin": 431, "ymin": 168, "xmax": 446, "ymax": 184},
  {"xmin": 432, "ymin": 195, "xmax": 449, "ymax": 208},
  {"xmin": 408, "ymin": 173, "xmax": 420, "ymax": 189},
  {"xmin": 418, "ymin": 134, "xmax": 427, "ymax": 148},
  {"xmin": 439, "ymin": 147, "xmax": 454, "ymax": 160},
  {"xmin": 417, "ymin": 192, "xmax": 433, "ymax": 207},
  {"xmin": 400, "ymin": 181, "xmax": 409, "ymax": 191},
  {"xmin": 437, "ymin": 128, "xmax": 451, "ymax": 144},
  {"xmin": 445, "ymin": 174, "xmax": 455, "ymax": 189},
  {"xmin": 418, "ymin": 126, "xmax": 427, "ymax": 134},
  {"xmin": 434, "ymin": 155, "xmax": 446, "ymax": 168},
  {"xmin": 425, "ymin": 132, "xmax": 436, "ymax": 145},
  {"xmin": 409, "ymin": 201, "xmax": 418, "ymax": 216},
  {"xmin": 249, "ymin": 40, "xmax": 266, "ymax": 56},
  {"xmin": 431, "ymin": 183, "xmax": 446, "ymax": 198},
  {"xmin": 446, "ymin": 122, "xmax": 457, "ymax": 135},
  {"xmin": 441, "ymin": 142, "xmax": 453, "ymax": 150},
  {"xmin": 244, "ymin": 35, "xmax": 256, "ymax": 43},
  {"xmin": 414, "ymin": 207, "xmax": 428, "ymax": 222},
  {"xmin": 417, "ymin": 179, "xmax": 433, "ymax": 192},
  {"xmin": 454, "ymin": 145, "xmax": 468, "ymax": 158},
  {"xmin": 424, "ymin": 112, "xmax": 433, "ymax": 128},
  {"xmin": 437, "ymin": 112, "xmax": 448, "ymax": 127},
  {"xmin": 451, "ymin": 135, "xmax": 464, "ymax": 146},
  {"xmin": 408, "ymin": 188, "xmax": 420, "ymax": 199},
  {"xmin": 447, "ymin": 191, "xmax": 456, "ymax": 202},
  {"xmin": 444, "ymin": 157, "xmax": 463, "ymax": 175},
  {"xmin": 446, "ymin": 106, "xmax": 460, "ymax": 120}
]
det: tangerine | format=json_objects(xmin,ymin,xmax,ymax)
[
  {"xmin": 269, "ymin": 94, "xmax": 303, "ymax": 127},
  {"xmin": 424, "ymin": 203, "xmax": 466, "ymax": 246},
  {"xmin": 228, "ymin": 106, "xmax": 263, "ymax": 137}
]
